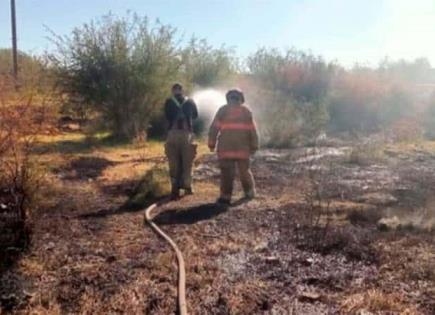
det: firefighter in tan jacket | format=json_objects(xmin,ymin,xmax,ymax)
[{"xmin": 208, "ymin": 89, "xmax": 259, "ymax": 205}]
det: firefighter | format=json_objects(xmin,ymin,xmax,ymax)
[
  {"xmin": 208, "ymin": 89, "xmax": 259, "ymax": 205},
  {"xmin": 164, "ymin": 83, "xmax": 198, "ymax": 199}
]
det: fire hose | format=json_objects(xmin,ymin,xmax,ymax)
[{"xmin": 144, "ymin": 201, "xmax": 188, "ymax": 315}]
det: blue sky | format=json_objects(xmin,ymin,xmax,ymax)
[{"xmin": 1, "ymin": 0, "xmax": 435, "ymax": 67}]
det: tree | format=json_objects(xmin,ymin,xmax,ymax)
[
  {"xmin": 49, "ymin": 14, "xmax": 181, "ymax": 139},
  {"xmin": 247, "ymin": 48, "xmax": 335, "ymax": 103},
  {"xmin": 378, "ymin": 57, "xmax": 435, "ymax": 84},
  {"xmin": 180, "ymin": 38, "xmax": 236, "ymax": 87}
]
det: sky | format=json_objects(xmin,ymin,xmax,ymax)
[{"xmin": 1, "ymin": 0, "xmax": 435, "ymax": 67}]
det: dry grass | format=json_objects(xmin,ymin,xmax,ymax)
[
  {"xmin": 390, "ymin": 118, "xmax": 424, "ymax": 143},
  {"xmin": 377, "ymin": 237, "xmax": 435, "ymax": 282},
  {"xmin": 3, "ymin": 123, "xmax": 435, "ymax": 313},
  {"xmin": 385, "ymin": 140, "xmax": 435, "ymax": 156},
  {"xmin": 225, "ymin": 280, "xmax": 271, "ymax": 314},
  {"xmin": 341, "ymin": 289, "xmax": 421, "ymax": 314},
  {"xmin": 348, "ymin": 141, "xmax": 385, "ymax": 165}
]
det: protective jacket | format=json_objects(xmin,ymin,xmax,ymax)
[
  {"xmin": 164, "ymin": 96, "xmax": 198, "ymax": 131},
  {"xmin": 208, "ymin": 104, "xmax": 259, "ymax": 160}
]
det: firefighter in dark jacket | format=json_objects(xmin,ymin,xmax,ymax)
[{"xmin": 164, "ymin": 83, "xmax": 199, "ymax": 199}]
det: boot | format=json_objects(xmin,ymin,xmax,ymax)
[
  {"xmin": 170, "ymin": 188, "xmax": 180, "ymax": 200},
  {"xmin": 216, "ymin": 197, "xmax": 231, "ymax": 206},
  {"xmin": 184, "ymin": 187, "xmax": 194, "ymax": 195},
  {"xmin": 244, "ymin": 189, "xmax": 256, "ymax": 200}
]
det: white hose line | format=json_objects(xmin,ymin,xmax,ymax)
[{"xmin": 145, "ymin": 202, "xmax": 188, "ymax": 315}]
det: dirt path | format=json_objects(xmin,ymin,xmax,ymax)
[{"xmin": 1, "ymin": 144, "xmax": 435, "ymax": 314}]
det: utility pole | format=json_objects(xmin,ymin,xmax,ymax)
[{"xmin": 10, "ymin": 0, "xmax": 18, "ymax": 86}]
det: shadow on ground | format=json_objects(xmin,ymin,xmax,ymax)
[
  {"xmin": 154, "ymin": 203, "xmax": 228, "ymax": 225},
  {"xmin": 57, "ymin": 156, "xmax": 116, "ymax": 180},
  {"xmin": 33, "ymin": 135, "xmax": 129, "ymax": 155},
  {"xmin": 0, "ymin": 265, "xmax": 32, "ymax": 311},
  {"xmin": 78, "ymin": 195, "xmax": 250, "ymax": 222},
  {"xmin": 76, "ymin": 201, "xmax": 156, "ymax": 219}
]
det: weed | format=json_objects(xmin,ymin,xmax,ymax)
[{"xmin": 126, "ymin": 166, "xmax": 171, "ymax": 207}]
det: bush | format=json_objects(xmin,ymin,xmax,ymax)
[
  {"xmin": 49, "ymin": 13, "xmax": 181, "ymax": 139},
  {"xmin": 254, "ymin": 91, "xmax": 328, "ymax": 147},
  {"xmin": 379, "ymin": 85, "xmax": 415, "ymax": 126},
  {"xmin": 389, "ymin": 117, "xmax": 423, "ymax": 143},
  {"xmin": 328, "ymin": 71, "xmax": 384, "ymax": 134},
  {"xmin": 247, "ymin": 48, "xmax": 334, "ymax": 102},
  {"xmin": 246, "ymin": 48, "xmax": 333, "ymax": 147},
  {"xmin": 0, "ymin": 79, "xmax": 49, "ymax": 254},
  {"xmin": 328, "ymin": 64, "xmax": 425, "ymax": 135}
]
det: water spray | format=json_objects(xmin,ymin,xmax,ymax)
[{"xmin": 192, "ymin": 88, "xmax": 226, "ymax": 120}]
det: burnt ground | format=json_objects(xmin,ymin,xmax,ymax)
[{"xmin": 1, "ymin": 141, "xmax": 435, "ymax": 314}]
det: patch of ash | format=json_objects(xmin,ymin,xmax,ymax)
[
  {"xmin": 0, "ymin": 270, "xmax": 33, "ymax": 311},
  {"xmin": 251, "ymin": 228, "xmax": 379, "ymax": 292},
  {"xmin": 194, "ymin": 164, "xmax": 219, "ymax": 181},
  {"xmin": 294, "ymin": 147, "xmax": 351, "ymax": 164},
  {"xmin": 324, "ymin": 164, "xmax": 400, "ymax": 200},
  {"xmin": 217, "ymin": 250, "xmax": 255, "ymax": 282},
  {"xmin": 254, "ymin": 149, "xmax": 292, "ymax": 162}
]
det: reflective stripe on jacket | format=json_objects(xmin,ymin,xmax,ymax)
[{"xmin": 208, "ymin": 104, "xmax": 259, "ymax": 160}]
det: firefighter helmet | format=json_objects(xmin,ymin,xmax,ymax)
[{"xmin": 226, "ymin": 89, "xmax": 245, "ymax": 104}]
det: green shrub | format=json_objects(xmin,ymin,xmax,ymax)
[{"xmin": 50, "ymin": 13, "xmax": 181, "ymax": 139}]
